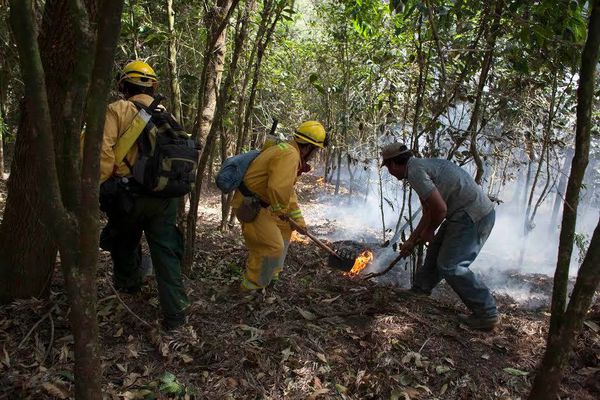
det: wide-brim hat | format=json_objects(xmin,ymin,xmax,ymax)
[{"xmin": 380, "ymin": 142, "xmax": 410, "ymax": 166}]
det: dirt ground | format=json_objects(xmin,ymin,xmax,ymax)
[{"xmin": 0, "ymin": 176, "xmax": 599, "ymax": 399}]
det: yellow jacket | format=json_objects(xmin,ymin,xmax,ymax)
[
  {"xmin": 232, "ymin": 141, "xmax": 304, "ymax": 222},
  {"xmin": 99, "ymin": 94, "xmax": 154, "ymax": 183}
]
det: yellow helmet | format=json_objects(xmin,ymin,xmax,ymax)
[
  {"xmin": 119, "ymin": 60, "xmax": 158, "ymax": 87},
  {"xmin": 294, "ymin": 121, "xmax": 327, "ymax": 148}
]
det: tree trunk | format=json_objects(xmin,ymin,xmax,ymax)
[
  {"xmin": 0, "ymin": 109, "xmax": 57, "ymax": 304},
  {"xmin": 239, "ymin": 0, "xmax": 286, "ymax": 149},
  {"xmin": 10, "ymin": 1, "xmax": 123, "ymax": 398},
  {"xmin": 529, "ymin": 2, "xmax": 600, "ymax": 397},
  {"xmin": 550, "ymin": 148, "xmax": 574, "ymax": 230},
  {"xmin": 218, "ymin": 0, "xmax": 256, "ymax": 229},
  {"xmin": 184, "ymin": 0, "xmax": 239, "ymax": 272},
  {"xmin": 467, "ymin": 0, "xmax": 504, "ymax": 184},
  {"xmin": 192, "ymin": 0, "xmax": 240, "ymax": 143},
  {"xmin": 166, "ymin": 0, "xmax": 183, "ymax": 125},
  {"xmin": 529, "ymin": 218, "xmax": 600, "ymax": 399},
  {"xmin": 0, "ymin": 0, "xmax": 80, "ymax": 304},
  {"xmin": 547, "ymin": 0, "xmax": 600, "ymax": 338}
]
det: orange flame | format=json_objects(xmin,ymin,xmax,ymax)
[
  {"xmin": 291, "ymin": 231, "xmax": 310, "ymax": 244},
  {"xmin": 345, "ymin": 250, "xmax": 374, "ymax": 277}
]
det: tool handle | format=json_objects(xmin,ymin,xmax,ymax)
[
  {"xmin": 288, "ymin": 219, "xmax": 341, "ymax": 259},
  {"xmin": 363, "ymin": 239, "xmax": 423, "ymax": 280},
  {"xmin": 269, "ymin": 118, "xmax": 278, "ymax": 136}
]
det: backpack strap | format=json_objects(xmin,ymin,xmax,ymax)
[
  {"xmin": 131, "ymin": 94, "xmax": 164, "ymax": 114},
  {"xmin": 113, "ymin": 96, "xmax": 164, "ymax": 172}
]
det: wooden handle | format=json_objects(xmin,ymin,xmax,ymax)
[{"xmin": 288, "ymin": 219, "xmax": 341, "ymax": 259}]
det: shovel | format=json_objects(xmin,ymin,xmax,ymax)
[{"xmin": 287, "ymin": 219, "xmax": 356, "ymax": 271}]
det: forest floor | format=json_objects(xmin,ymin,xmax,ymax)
[{"xmin": 0, "ymin": 175, "xmax": 599, "ymax": 400}]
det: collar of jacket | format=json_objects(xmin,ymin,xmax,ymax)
[{"xmin": 127, "ymin": 93, "xmax": 155, "ymax": 107}]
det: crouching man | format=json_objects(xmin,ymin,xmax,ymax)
[
  {"xmin": 232, "ymin": 121, "xmax": 328, "ymax": 291},
  {"xmin": 381, "ymin": 143, "xmax": 498, "ymax": 330}
]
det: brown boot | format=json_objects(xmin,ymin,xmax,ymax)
[{"xmin": 458, "ymin": 313, "xmax": 499, "ymax": 331}]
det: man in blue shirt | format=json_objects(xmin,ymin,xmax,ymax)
[{"xmin": 381, "ymin": 142, "xmax": 498, "ymax": 330}]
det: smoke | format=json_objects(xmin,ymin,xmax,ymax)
[{"xmin": 301, "ymin": 159, "xmax": 599, "ymax": 307}]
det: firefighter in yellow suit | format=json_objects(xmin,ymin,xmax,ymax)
[{"xmin": 232, "ymin": 121, "xmax": 328, "ymax": 290}]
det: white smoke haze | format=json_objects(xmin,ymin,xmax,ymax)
[{"xmin": 302, "ymin": 158, "xmax": 599, "ymax": 307}]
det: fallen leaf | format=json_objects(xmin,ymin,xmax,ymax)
[
  {"xmin": 316, "ymin": 353, "xmax": 328, "ymax": 363},
  {"xmin": 123, "ymin": 372, "xmax": 141, "ymax": 388},
  {"xmin": 443, "ymin": 357, "xmax": 455, "ymax": 366},
  {"xmin": 2, "ymin": 346, "xmax": 9, "ymax": 367},
  {"xmin": 297, "ymin": 307, "xmax": 317, "ymax": 321},
  {"xmin": 121, "ymin": 389, "xmax": 153, "ymax": 400},
  {"xmin": 226, "ymin": 378, "xmax": 238, "ymax": 388},
  {"xmin": 435, "ymin": 365, "xmax": 451, "ymax": 375},
  {"xmin": 42, "ymin": 382, "xmax": 68, "ymax": 399},
  {"xmin": 160, "ymin": 342, "xmax": 169, "ymax": 357},
  {"xmin": 116, "ymin": 363, "xmax": 127, "ymax": 373},
  {"xmin": 503, "ymin": 367, "xmax": 529, "ymax": 377},
  {"xmin": 308, "ymin": 388, "xmax": 329, "ymax": 399},
  {"xmin": 281, "ymin": 347, "xmax": 293, "ymax": 362},
  {"xmin": 321, "ymin": 295, "xmax": 341, "ymax": 304},
  {"xmin": 127, "ymin": 344, "xmax": 139, "ymax": 358},
  {"xmin": 355, "ymin": 369, "xmax": 366, "ymax": 386},
  {"xmin": 390, "ymin": 388, "xmax": 403, "ymax": 400},
  {"xmin": 415, "ymin": 384, "xmax": 432, "ymax": 394},
  {"xmin": 313, "ymin": 376, "xmax": 322, "ymax": 389},
  {"xmin": 335, "ymin": 383, "xmax": 348, "ymax": 394},
  {"xmin": 440, "ymin": 383, "xmax": 448, "ymax": 395},
  {"xmin": 180, "ymin": 354, "xmax": 193, "ymax": 363},
  {"xmin": 113, "ymin": 327, "xmax": 123, "ymax": 338},
  {"xmin": 401, "ymin": 352, "xmax": 423, "ymax": 368},
  {"xmin": 399, "ymin": 374, "xmax": 411, "ymax": 385},
  {"xmin": 481, "ymin": 353, "xmax": 490, "ymax": 360}
]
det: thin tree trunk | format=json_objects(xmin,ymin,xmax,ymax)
[
  {"xmin": 547, "ymin": 0, "xmax": 600, "ymax": 339},
  {"xmin": 529, "ymin": 218, "xmax": 600, "ymax": 399},
  {"xmin": 468, "ymin": 0, "xmax": 504, "ymax": 184},
  {"xmin": 166, "ymin": 0, "xmax": 183, "ymax": 125},
  {"xmin": 240, "ymin": 0, "xmax": 286, "ymax": 149},
  {"xmin": 334, "ymin": 150, "xmax": 342, "ymax": 195},
  {"xmin": 529, "ymin": 2, "xmax": 600, "ymax": 397},
  {"xmin": 218, "ymin": 0, "xmax": 256, "ymax": 229},
  {"xmin": 550, "ymin": 148, "xmax": 574, "ymax": 229},
  {"xmin": 184, "ymin": 0, "xmax": 239, "ymax": 272},
  {"xmin": 411, "ymin": 15, "xmax": 426, "ymax": 152}
]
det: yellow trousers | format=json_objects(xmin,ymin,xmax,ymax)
[{"xmin": 239, "ymin": 208, "xmax": 292, "ymax": 290}]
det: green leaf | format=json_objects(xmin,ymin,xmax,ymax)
[
  {"xmin": 503, "ymin": 367, "xmax": 529, "ymax": 377},
  {"xmin": 159, "ymin": 380, "xmax": 183, "ymax": 395},
  {"xmin": 161, "ymin": 372, "xmax": 177, "ymax": 384}
]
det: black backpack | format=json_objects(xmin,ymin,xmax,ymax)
[{"xmin": 127, "ymin": 96, "xmax": 200, "ymax": 197}]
